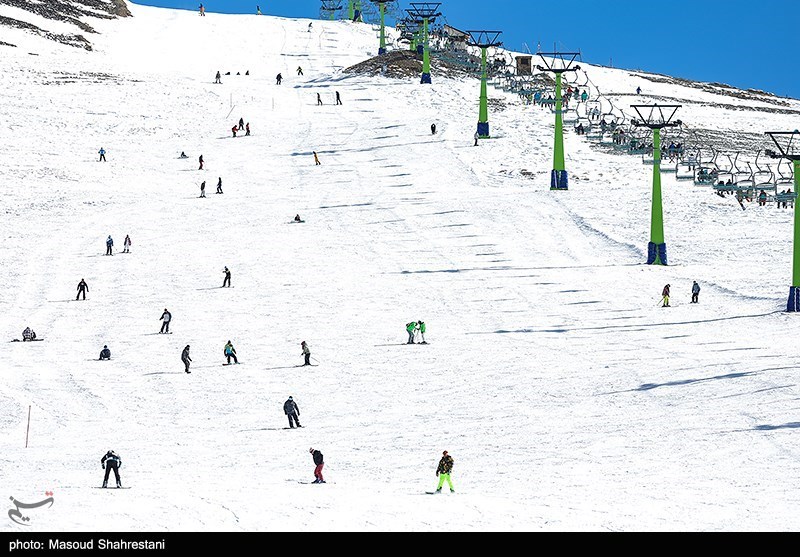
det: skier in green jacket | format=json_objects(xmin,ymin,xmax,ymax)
[
  {"xmin": 417, "ymin": 320, "xmax": 427, "ymax": 344},
  {"xmin": 406, "ymin": 322, "xmax": 417, "ymax": 344}
]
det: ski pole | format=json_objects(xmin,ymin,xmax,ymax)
[{"xmin": 311, "ymin": 356, "xmax": 320, "ymax": 364}]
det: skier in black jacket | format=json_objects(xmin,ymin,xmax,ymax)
[
  {"xmin": 99, "ymin": 345, "xmax": 111, "ymax": 360},
  {"xmin": 309, "ymin": 448, "xmax": 325, "ymax": 483},
  {"xmin": 101, "ymin": 450, "xmax": 122, "ymax": 488},
  {"xmin": 284, "ymin": 396, "xmax": 301, "ymax": 428},
  {"xmin": 76, "ymin": 279, "xmax": 88, "ymax": 301},
  {"xmin": 181, "ymin": 345, "xmax": 192, "ymax": 373}
]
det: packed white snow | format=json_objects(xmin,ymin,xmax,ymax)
[{"xmin": 2, "ymin": 2, "xmax": 800, "ymax": 532}]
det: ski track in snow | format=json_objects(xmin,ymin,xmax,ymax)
[{"xmin": 1, "ymin": 2, "xmax": 800, "ymax": 532}]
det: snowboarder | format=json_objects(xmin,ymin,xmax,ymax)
[
  {"xmin": 76, "ymin": 279, "xmax": 88, "ymax": 301},
  {"xmin": 691, "ymin": 281, "xmax": 701, "ymax": 304},
  {"xmin": 22, "ymin": 327, "xmax": 34, "ymax": 341},
  {"xmin": 99, "ymin": 345, "xmax": 111, "ymax": 360},
  {"xmin": 200, "ymin": 180, "xmax": 206, "ymax": 198},
  {"xmin": 309, "ymin": 448, "xmax": 325, "ymax": 483},
  {"xmin": 308, "ymin": 22, "xmax": 313, "ymax": 32},
  {"xmin": 105, "ymin": 235, "xmax": 113, "ymax": 255},
  {"xmin": 434, "ymin": 450, "xmax": 455, "ymax": 493},
  {"xmin": 159, "ymin": 308, "xmax": 172, "ymax": 334},
  {"xmin": 335, "ymin": 91, "xmax": 342, "ymax": 105},
  {"xmin": 418, "ymin": 320, "xmax": 427, "ymax": 344},
  {"xmin": 216, "ymin": 177, "xmax": 223, "ymax": 194},
  {"xmin": 199, "ymin": 155, "xmax": 204, "ymax": 170},
  {"xmin": 222, "ymin": 266, "xmax": 232, "ymax": 288},
  {"xmin": 276, "ymin": 73, "xmax": 283, "ymax": 85},
  {"xmin": 431, "ymin": 123, "xmax": 436, "ymax": 135},
  {"xmin": 313, "ymin": 152, "xmax": 321, "ymax": 166},
  {"xmin": 238, "ymin": 117, "xmax": 244, "ymax": 131},
  {"xmin": 215, "ymin": 71, "xmax": 221, "ymax": 84},
  {"xmin": 232, "ymin": 125, "xmax": 238, "ymax": 138},
  {"xmin": 199, "ymin": 3, "xmax": 205, "ymax": 16},
  {"xmin": 474, "ymin": 131, "xmax": 479, "ymax": 147},
  {"xmin": 294, "ymin": 214, "xmax": 303, "ymax": 223},
  {"xmin": 317, "ymin": 93, "xmax": 323, "ymax": 106},
  {"xmin": 297, "ymin": 66, "xmax": 304, "ymax": 76},
  {"xmin": 636, "ymin": 86, "xmax": 642, "ymax": 95},
  {"xmin": 224, "ymin": 341, "xmax": 238, "ymax": 364},
  {"xmin": 257, "ymin": 5, "xmax": 262, "ymax": 15},
  {"xmin": 406, "ymin": 322, "xmax": 417, "ymax": 344},
  {"xmin": 98, "ymin": 148, "xmax": 106, "ymax": 162},
  {"xmin": 123, "ymin": 235, "xmax": 131, "ymax": 253},
  {"xmin": 180, "ymin": 151, "xmax": 188, "ymax": 159},
  {"xmin": 301, "ymin": 341, "xmax": 311, "ymax": 366},
  {"xmin": 101, "ymin": 450, "xmax": 122, "ymax": 488},
  {"xmin": 181, "ymin": 345, "xmax": 192, "ymax": 373},
  {"xmin": 661, "ymin": 284, "xmax": 671, "ymax": 308},
  {"xmin": 284, "ymin": 396, "xmax": 301, "ymax": 428},
  {"xmin": 245, "ymin": 123, "xmax": 250, "ymax": 136}
]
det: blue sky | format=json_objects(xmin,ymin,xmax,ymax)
[{"xmin": 133, "ymin": 0, "xmax": 799, "ymax": 98}]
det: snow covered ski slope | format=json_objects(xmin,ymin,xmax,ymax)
[{"xmin": 2, "ymin": 2, "xmax": 800, "ymax": 531}]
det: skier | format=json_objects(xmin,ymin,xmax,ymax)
[
  {"xmin": 215, "ymin": 71, "xmax": 221, "ymax": 84},
  {"xmin": 245, "ymin": 123, "xmax": 250, "ymax": 136},
  {"xmin": 238, "ymin": 117, "xmax": 244, "ymax": 131},
  {"xmin": 308, "ymin": 22, "xmax": 313, "ymax": 32},
  {"xmin": 216, "ymin": 177, "xmax": 223, "ymax": 194},
  {"xmin": 431, "ymin": 123, "xmax": 437, "ymax": 135},
  {"xmin": 335, "ymin": 91, "xmax": 342, "ymax": 105},
  {"xmin": 76, "ymin": 279, "xmax": 88, "ymax": 301},
  {"xmin": 474, "ymin": 131, "xmax": 479, "ymax": 147},
  {"xmin": 123, "ymin": 234, "xmax": 131, "ymax": 253},
  {"xmin": 257, "ymin": 5, "xmax": 262, "ymax": 15},
  {"xmin": 159, "ymin": 308, "xmax": 172, "ymax": 334},
  {"xmin": 181, "ymin": 345, "xmax": 192, "ymax": 373},
  {"xmin": 297, "ymin": 66, "xmax": 304, "ymax": 76},
  {"xmin": 99, "ymin": 345, "xmax": 111, "ymax": 361},
  {"xmin": 691, "ymin": 281, "xmax": 701, "ymax": 304},
  {"xmin": 317, "ymin": 93, "xmax": 323, "ymax": 106},
  {"xmin": 661, "ymin": 284, "xmax": 671, "ymax": 308},
  {"xmin": 232, "ymin": 125, "xmax": 238, "ymax": 138},
  {"xmin": 100, "ymin": 450, "xmax": 122, "ymax": 488},
  {"xmin": 581, "ymin": 90, "xmax": 589, "ymax": 102},
  {"xmin": 98, "ymin": 147, "xmax": 106, "ymax": 162},
  {"xmin": 406, "ymin": 321, "xmax": 417, "ymax": 344},
  {"xmin": 199, "ymin": 3, "xmax": 205, "ymax": 16},
  {"xmin": 284, "ymin": 396, "xmax": 301, "ymax": 428},
  {"xmin": 199, "ymin": 155, "xmax": 204, "ymax": 170},
  {"xmin": 301, "ymin": 341, "xmax": 311, "ymax": 366},
  {"xmin": 313, "ymin": 152, "xmax": 321, "ymax": 166},
  {"xmin": 434, "ymin": 450, "xmax": 455, "ymax": 493},
  {"xmin": 309, "ymin": 448, "xmax": 325, "ymax": 483},
  {"xmin": 294, "ymin": 214, "xmax": 303, "ymax": 223},
  {"xmin": 105, "ymin": 235, "xmax": 114, "ymax": 255},
  {"xmin": 22, "ymin": 327, "xmax": 34, "ymax": 341},
  {"xmin": 224, "ymin": 341, "xmax": 238, "ymax": 364},
  {"xmin": 276, "ymin": 73, "xmax": 283, "ymax": 85},
  {"xmin": 180, "ymin": 151, "xmax": 188, "ymax": 159},
  {"xmin": 417, "ymin": 320, "xmax": 427, "ymax": 344},
  {"xmin": 200, "ymin": 180, "xmax": 206, "ymax": 198},
  {"xmin": 222, "ymin": 266, "xmax": 231, "ymax": 287},
  {"xmin": 636, "ymin": 86, "xmax": 642, "ymax": 95}
]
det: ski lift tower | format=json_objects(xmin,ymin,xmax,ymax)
[
  {"xmin": 537, "ymin": 52, "xmax": 581, "ymax": 190},
  {"xmin": 398, "ymin": 17, "xmax": 420, "ymax": 52},
  {"xmin": 406, "ymin": 3, "xmax": 442, "ymax": 84},
  {"xmin": 765, "ymin": 130, "xmax": 800, "ymax": 311},
  {"xmin": 466, "ymin": 31, "xmax": 502, "ymax": 139},
  {"xmin": 631, "ymin": 104, "xmax": 682, "ymax": 266},
  {"xmin": 370, "ymin": 0, "xmax": 392, "ymax": 54},
  {"xmin": 320, "ymin": 0, "xmax": 341, "ymax": 21}
]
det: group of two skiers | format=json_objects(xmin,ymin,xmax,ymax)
[
  {"xmin": 105, "ymin": 234, "xmax": 131, "ymax": 255},
  {"xmin": 316, "ymin": 91, "xmax": 342, "ymax": 106},
  {"xmin": 661, "ymin": 282, "xmax": 701, "ymax": 307},
  {"xmin": 200, "ymin": 177, "xmax": 223, "ymax": 197}
]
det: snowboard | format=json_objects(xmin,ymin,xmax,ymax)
[
  {"xmin": 222, "ymin": 363, "xmax": 243, "ymax": 366},
  {"xmin": 93, "ymin": 486, "xmax": 132, "ymax": 489},
  {"xmin": 11, "ymin": 339, "xmax": 44, "ymax": 342},
  {"xmin": 289, "ymin": 220, "xmax": 306, "ymax": 224},
  {"xmin": 425, "ymin": 491, "xmax": 455, "ymax": 495}
]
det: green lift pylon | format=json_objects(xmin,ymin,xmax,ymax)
[
  {"xmin": 537, "ymin": 52, "xmax": 581, "ymax": 190},
  {"xmin": 631, "ymin": 104, "xmax": 682, "ymax": 266},
  {"xmin": 320, "ymin": 0, "xmax": 341, "ymax": 21},
  {"xmin": 466, "ymin": 31, "xmax": 502, "ymax": 139},
  {"xmin": 370, "ymin": 1, "xmax": 391, "ymax": 54},
  {"xmin": 407, "ymin": 3, "xmax": 442, "ymax": 84},
  {"xmin": 765, "ymin": 131, "xmax": 800, "ymax": 311}
]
